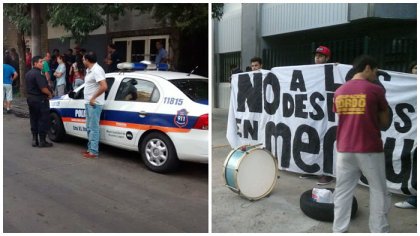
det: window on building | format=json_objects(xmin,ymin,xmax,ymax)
[
  {"xmin": 219, "ymin": 51, "xmax": 241, "ymax": 83},
  {"xmin": 113, "ymin": 36, "xmax": 169, "ymax": 63}
]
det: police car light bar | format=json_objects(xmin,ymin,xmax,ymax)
[{"xmin": 117, "ymin": 61, "xmax": 168, "ymax": 71}]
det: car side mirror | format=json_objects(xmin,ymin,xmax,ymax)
[{"xmin": 68, "ymin": 91, "xmax": 76, "ymax": 99}]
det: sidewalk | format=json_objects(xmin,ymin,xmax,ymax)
[
  {"xmin": 6, "ymin": 96, "xmax": 30, "ymax": 118},
  {"xmin": 212, "ymin": 108, "xmax": 417, "ymax": 233}
]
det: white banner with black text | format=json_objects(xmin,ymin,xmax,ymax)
[{"xmin": 226, "ymin": 64, "xmax": 416, "ymax": 195}]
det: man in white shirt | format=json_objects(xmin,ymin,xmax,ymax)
[{"xmin": 82, "ymin": 51, "xmax": 108, "ymax": 158}]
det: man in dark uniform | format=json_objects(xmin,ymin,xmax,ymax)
[{"xmin": 25, "ymin": 56, "xmax": 54, "ymax": 147}]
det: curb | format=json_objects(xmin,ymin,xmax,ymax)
[
  {"xmin": 11, "ymin": 106, "xmax": 30, "ymax": 118},
  {"xmin": 10, "ymin": 97, "xmax": 30, "ymax": 118}
]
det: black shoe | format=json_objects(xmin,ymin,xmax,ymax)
[
  {"xmin": 39, "ymin": 140, "xmax": 53, "ymax": 148},
  {"xmin": 32, "ymin": 134, "xmax": 39, "ymax": 147},
  {"xmin": 39, "ymin": 135, "xmax": 53, "ymax": 148}
]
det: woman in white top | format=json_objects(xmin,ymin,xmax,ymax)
[{"xmin": 53, "ymin": 55, "xmax": 66, "ymax": 96}]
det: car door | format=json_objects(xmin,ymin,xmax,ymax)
[
  {"xmin": 61, "ymin": 87, "xmax": 87, "ymax": 138},
  {"xmin": 101, "ymin": 76, "xmax": 162, "ymax": 150},
  {"xmin": 63, "ymin": 77, "xmax": 115, "ymax": 140}
]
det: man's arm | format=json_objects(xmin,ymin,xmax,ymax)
[
  {"xmin": 42, "ymin": 62, "xmax": 51, "ymax": 82},
  {"xmin": 12, "ymin": 71, "xmax": 18, "ymax": 80},
  {"xmin": 378, "ymin": 108, "xmax": 390, "ymax": 129},
  {"xmin": 41, "ymin": 87, "xmax": 53, "ymax": 99},
  {"xmin": 89, "ymin": 80, "xmax": 108, "ymax": 106},
  {"xmin": 45, "ymin": 71, "xmax": 51, "ymax": 82},
  {"xmin": 162, "ymin": 49, "xmax": 168, "ymax": 63},
  {"xmin": 54, "ymin": 66, "xmax": 64, "ymax": 78}
]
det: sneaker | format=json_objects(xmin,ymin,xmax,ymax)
[
  {"xmin": 299, "ymin": 174, "xmax": 317, "ymax": 179},
  {"xmin": 317, "ymin": 175, "xmax": 334, "ymax": 185},
  {"xmin": 395, "ymin": 201, "xmax": 416, "ymax": 209},
  {"xmin": 83, "ymin": 152, "xmax": 98, "ymax": 159}
]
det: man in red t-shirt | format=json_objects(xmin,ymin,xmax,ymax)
[{"xmin": 332, "ymin": 55, "xmax": 391, "ymax": 233}]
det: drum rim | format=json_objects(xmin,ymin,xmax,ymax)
[
  {"xmin": 223, "ymin": 146, "xmax": 280, "ymax": 201},
  {"xmin": 222, "ymin": 148, "xmax": 241, "ymax": 192}
]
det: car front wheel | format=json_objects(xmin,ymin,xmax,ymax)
[
  {"xmin": 140, "ymin": 132, "xmax": 179, "ymax": 173},
  {"xmin": 48, "ymin": 112, "xmax": 65, "ymax": 142}
]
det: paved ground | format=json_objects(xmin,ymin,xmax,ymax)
[
  {"xmin": 5, "ymin": 95, "xmax": 30, "ymax": 118},
  {"xmin": 3, "ymin": 97, "xmax": 208, "ymax": 233},
  {"xmin": 211, "ymin": 108, "xmax": 417, "ymax": 233}
]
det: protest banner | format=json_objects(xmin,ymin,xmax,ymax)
[{"xmin": 227, "ymin": 64, "xmax": 416, "ymax": 195}]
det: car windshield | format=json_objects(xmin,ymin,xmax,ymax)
[{"xmin": 170, "ymin": 79, "xmax": 208, "ymax": 105}]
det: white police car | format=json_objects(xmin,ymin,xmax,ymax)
[{"xmin": 48, "ymin": 62, "xmax": 208, "ymax": 173}]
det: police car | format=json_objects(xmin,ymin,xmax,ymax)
[{"xmin": 48, "ymin": 62, "xmax": 208, "ymax": 173}]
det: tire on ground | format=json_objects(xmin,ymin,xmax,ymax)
[
  {"xmin": 300, "ymin": 188, "xmax": 358, "ymax": 222},
  {"xmin": 140, "ymin": 132, "xmax": 179, "ymax": 173},
  {"xmin": 48, "ymin": 112, "xmax": 66, "ymax": 142}
]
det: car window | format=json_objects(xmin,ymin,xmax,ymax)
[
  {"xmin": 105, "ymin": 77, "xmax": 115, "ymax": 100},
  {"xmin": 72, "ymin": 77, "xmax": 115, "ymax": 100},
  {"xmin": 169, "ymin": 79, "xmax": 208, "ymax": 104},
  {"xmin": 115, "ymin": 78, "xmax": 160, "ymax": 103},
  {"xmin": 73, "ymin": 86, "xmax": 84, "ymax": 99}
]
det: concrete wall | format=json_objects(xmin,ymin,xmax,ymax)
[
  {"xmin": 215, "ymin": 4, "xmax": 242, "ymax": 53},
  {"xmin": 109, "ymin": 10, "xmax": 159, "ymax": 32},
  {"xmin": 261, "ymin": 3, "xmax": 349, "ymax": 37},
  {"xmin": 372, "ymin": 3, "xmax": 417, "ymax": 19},
  {"xmin": 241, "ymin": 3, "xmax": 260, "ymax": 70},
  {"xmin": 3, "ymin": 18, "xmax": 19, "ymax": 51},
  {"xmin": 349, "ymin": 3, "xmax": 417, "ymax": 21},
  {"xmin": 213, "ymin": 3, "xmax": 417, "ymax": 109}
]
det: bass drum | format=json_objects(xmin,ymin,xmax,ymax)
[{"xmin": 223, "ymin": 145, "xmax": 279, "ymax": 200}]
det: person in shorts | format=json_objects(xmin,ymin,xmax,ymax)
[{"xmin": 3, "ymin": 63, "xmax": 18, "ymax": 113}]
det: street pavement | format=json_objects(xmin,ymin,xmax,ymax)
[
  {"xmin": 6, "ymin": 96, "xmax": 30, "ymax": 118},
  {"xmin": 3, "ymin": 98, "xmax": 208, "ymax": 233},
  {"xmin": 3, "ymin": 97, "xmax": 417, "ymax": 233},
  {"xmin": 211, "ymin": 108, "xmax": 417, "ymax": 233}
]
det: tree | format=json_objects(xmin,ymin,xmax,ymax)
[
  {"xmin": 4, "ymin": 3, "xmax": 126, "ymax": 96},
  {"xmin": 4, "ymin": 3, "xmax": 31, "ymax": 96},
  {"xmin": 135, "ymin": 4, "xmax": 208, "ymax": 33},
  {"xmin": 212, "ymin": 3, "xmax": 224, "ymax": 21},
  {"xmin": 5, "ymin": 3, "xmax": 210, "ymax": 93},
  {"xmin": 47, "ymin": 4, "xmax": 125, "ymax": 44},
  {"xmin": 130, "ymin": 4, "xmax": 208, "ymax": 73}
]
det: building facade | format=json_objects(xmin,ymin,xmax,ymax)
[
  {"xmin": 213, "ymin": 3, "xmax": 417, "ymax": 108},
  {"xmin": 47, "ymin": 9, "xmax": 177, "ymax": 72},
  {"xmin": 4, "ymin": 5, "xmax": 208, "ymax": 77}
]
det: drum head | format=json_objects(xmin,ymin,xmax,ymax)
[{"xmin": 236, "ymin": 149, "xmax": 277, "ymax": 200}]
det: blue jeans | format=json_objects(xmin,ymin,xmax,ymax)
[{"xmin": 85, "ymin": 104, "xmax": 103, "ymax": 155}]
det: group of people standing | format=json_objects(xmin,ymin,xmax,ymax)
[
  {"xmin": 42, "ymin": 47, "xmax": 87, "ymax": 97},
  {"xmin": 4, "ymin": 41, "xmax": 169, "ymax": 157},
  {"xmin": 23, "ymin": 49, "xmax": 107, "ymax": 161},
  {"xmin": 229, "ymin": 46, "xmax": 416, "ymax": 233}
]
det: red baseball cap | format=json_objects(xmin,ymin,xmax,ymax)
[{"xmin": 315, "ymin": 46, "xmax": 331, "ymax": 57}]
